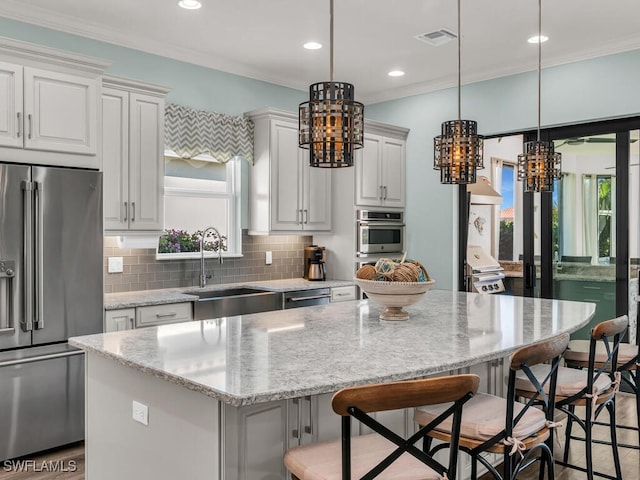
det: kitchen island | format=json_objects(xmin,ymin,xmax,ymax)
[{"xmin": 70, "ymin": 290, "xmax": 595, "ymax": 480}]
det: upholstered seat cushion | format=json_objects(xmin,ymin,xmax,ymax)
[
  {"xmin": 514, "ymin": 364, "xmax": 612, "ymax": 397},
  {"xmin": 284, "ymin": 433, "xmax": 444, "ymax": 480},
  {"xmin": 413, "ymin": 392, "xmax": 546, "ymax": 441},
  {"xmin": 564, "ymin": 340, "xmax": 638, "ymax": 367}
]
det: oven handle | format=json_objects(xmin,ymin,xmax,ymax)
[{"xmin": 357, "ymin": 222, "xmax": 406, "ymax": 227}]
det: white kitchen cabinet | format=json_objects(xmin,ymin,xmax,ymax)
[
  {"xmin": 330, "ymin": 285, "xmax": 357, "ymax": 302},
  {"xmin": 355, "ymin": 127, "xmax": 408, "ymax": 208},
  {"xmin": 225, "ymin": 392, "xmax": 342, "ymax": 480},
  {"xmin": 104, "ymin": 302, "xmax": 192, "ymax": 332},
  {"xmin": 0, "ymin": 37, "xmax": 109, "ymax": 168},
  {"xmin": 104, "ymin": 308, "xmax": 135, "ymax": 333},
  {"xmin": 102, "ymin": 76, "xmax": 170, "ymax": 233},
  {"xmin": 135, "ymin": 302, "xmax": 192, "ymax": 328},
  {"xmin": 246, "ymin": 108, "xmax": 331, "ymax": 234}
]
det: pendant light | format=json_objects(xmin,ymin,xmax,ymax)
[
  {"xmin": 299, "ymin": 0, "xmax": 364, "ymax": 168},
  {"xmin": 433, "ymin": 0, "xmax": 483, "ymax": 184},
  {"xmin": 517, "ymin": 0, "xmax": 561, "ymax": 192}
]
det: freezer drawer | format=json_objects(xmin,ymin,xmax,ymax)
[{"xmin": 0, "ymin": 344, "xmax": 85, "ymax": 460}]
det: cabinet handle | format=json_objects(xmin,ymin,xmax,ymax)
[
  {"xmin": 123, "ymin": 202, "xmax": 128, "ymax": 222},
  {"xmin": 16, "ymin": 112, "xmax": 21, "ymax": 138},
  {"xmin": 303, "ymin": 209, "xmax": 308, "ymax": 224},
  {"xmin": 583, "ymin": 286, "xmax": 601, "ymax": 290},
  {"xmin": 131, "ymin": 202, "xmax": 136, "ymax": 222},
  {"xmin": 27, "ymin": 114, "xmax": 32, "ymax": 139},
  {"xmin": 379, "ymin": 185, "xmax": 383, "ymax": 200},
  {"xmin": 304, "ymin": 395, "xmax": 313, "ymax": 435},
  {"xmin": 298, "ymin": 209, "xmax": 303, "ymax": 225},
  {"xmin": 383, "ymin": 186, "xmax": 388, "ymax": 200},
  {"xmin": 129, "ymin": 317, "xmax": 134, "ymax": 328},
  {"xmin": 292, "ymin": 398, "xmax": 301, "ymax": 439},
  {"xmin": 155, "ymin": 312, "xmax": 177, "ymax": 318}
]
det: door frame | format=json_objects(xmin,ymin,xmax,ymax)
[{"xmin": 474, "ymin": 116, "xmax": 640, "ymax": 322}]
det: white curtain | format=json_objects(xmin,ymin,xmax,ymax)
[{"xmin": 560, "ymin": 173, "xmax": 576, "ymax": 256}]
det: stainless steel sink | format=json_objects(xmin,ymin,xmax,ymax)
[{"xmin": 192, "ymin": 287, "xmax": 282, "ymax": 320}]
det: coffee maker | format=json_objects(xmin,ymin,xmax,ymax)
[{"xmin": 303, "ymin": 246, "xmax": 326, "ymax": 281}]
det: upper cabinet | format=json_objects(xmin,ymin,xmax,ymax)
[
  {"xmin": 102, "ymin": 76, "xmax": 170, "ymax": 234},
  {"xmin": 246, "ymin": 108, "xmax": 331, "ymax": 235},
  {"xmin": 0, "ymin": 37, "xmax": 109, "ymax": 168},
  {"xmin": 355, "ymin": 122, "xmax": 408, "ymax": 208}
]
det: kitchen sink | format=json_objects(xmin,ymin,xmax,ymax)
[{"xmin": 192, "ymin": 287, "xmax": 282, "ymax": 320}]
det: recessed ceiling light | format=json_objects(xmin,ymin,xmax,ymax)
[
  {"xmin": 303, "ymin": 42, "xmax": 323, "ymax": 50},
  {"xmin": 388, "ymin": 70, "xmax": 405, "ymax": 77},
  {"xmin": 178, "ymin": 0, "xmax": 202, "ymax": 10},
  {"xmin": 527, "ymin": 34, "xmax": 549, "ymax": 44}
]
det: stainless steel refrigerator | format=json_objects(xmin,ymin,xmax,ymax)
[{"xmin": 0, "ymin": 163, "xmax": 103, "ymax": 460}]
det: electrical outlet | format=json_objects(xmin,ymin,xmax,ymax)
[
  {"xmin": 132, "ymin": 400, "xmax": 148, "ymax": 426},
  {"xmin": 265, "ymin": 251, "xmax": 272, "ymax": 265},
  {"xmin": 108, "ymin": 256, "xmax": 123, "ymax": 273}
]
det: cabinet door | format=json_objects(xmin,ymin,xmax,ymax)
[
  {"xmin": 135, "ymin": 302, "xmax": 192, "ymax": 328},
  {"xmin": 0, "ymin": 61, "xmax": 22, "ymax": 148},
  {"xmin": 102, "ymin": 88, "xmax": 130, "ymax": 231},
  {"xmin": 23, "ymin": 67, "xmax": 97, "ymax": 155},
  {"xmin": 303, "ymin": 158, "xmax": 332, "ymax": 231},
  {"xmin": 224, "ymin": 400, "xmax": 289, "ymax": 480},
  {"xmin": 381, "ymin": 137, "xmax": 406, "ymax": 207},
  {"xmin": 355, "ymin": 134, "xmax": 383, "ymax": 206},
  {"xmin": 128, "ymin": 92, "xmax": 164, "ymax": 231},
  {"xmin": 270, "ymin": 120, "xmax": 303, "ymax": 231},
  {"xmin": 104, "ymin": 308, "xmax": 135, "ymax": 333}
]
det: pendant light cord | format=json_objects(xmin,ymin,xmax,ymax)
[
  {"xmin": 329, "ymin": 0, "xmax": 334, "ymax": 82},
  {"xmin": 457, "ymin": 0, "xmax": 461, "ymax": 121},
  {"xmin": 537, "ymin": 0, "xmax": 542, "ymax": 142}
]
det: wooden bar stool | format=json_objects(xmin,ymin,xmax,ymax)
[
  {"xmin": 414, "ymin": 333, "xmax": 569, "ymax": 480},
  {"xmin": 515, "ymin": 316, "xmax": 627, "ymax": 480},
  {"xmin": 563, "ymin": 314, "xmax": 640, "ymax": 450},
  {"xmin": 283, "ymin": 374, "xmax": 479, "ymax": 480}
]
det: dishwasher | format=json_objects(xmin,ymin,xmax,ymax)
[{"xmin": 283, "ymin": 288, "xmax": 331, "ymax": 309}]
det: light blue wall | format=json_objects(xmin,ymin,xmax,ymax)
[
  {"xmin": 4, "ymin": 16, "xmax": 640, "ymax": 289},
  {"xmin": 0, "ymin": 17, "xmax": 305, "ymax": 115},
  {"xmin": 367, "ymin": 49, "xmax": 640, "ymax": 289}
]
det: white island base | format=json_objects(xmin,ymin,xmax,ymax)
[{"xmin": 74, "ymin": 292, "xmax": 595, "ymax": 480}]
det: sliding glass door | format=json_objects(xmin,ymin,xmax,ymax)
[
  {"xmin": 531, "ymin": 121, "xmax": 639, "ymax": 340},
  {"xmin": 482, "ymin": 118, "xmax": 640, "ymax": 341}
]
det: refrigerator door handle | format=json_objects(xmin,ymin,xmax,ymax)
[
  {"xmin": 34, "ymin": 182, "xmax": 44, "ymax": 330},
  {"xmin": 0, "ymin": 349, "xmax": 83, "ymax": 368},
  {"xmin": 0, "ymin": 263, "xmax": 16, "ymax": 334},
  {"xmin": 21, "ymin": 181, "xmax": 34, "ymax": 332}
]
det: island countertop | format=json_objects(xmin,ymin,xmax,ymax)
[{"xmin": 71, "ymin": 290, "xmax": 595, "ymax": 407}]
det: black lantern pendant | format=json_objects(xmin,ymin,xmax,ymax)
[{"xmin": 299, "ymin": 0, "xmax": 364, "ymax": 168}]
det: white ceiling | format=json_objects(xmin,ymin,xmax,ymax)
[{"xmin": 1, "ymin": 0, "xmax": 640, "ymax": 104}]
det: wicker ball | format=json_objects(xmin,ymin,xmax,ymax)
[
  {"xmin": 356, "ymin": 264, "xmax": 377, "ymax": 280},
  {"xmin": 374, "ymin": 258, "xmax": 396, "ymax": 280},
  {"xmin": 392, "ymin": 262, "xmax": 421, "ymax": 282}
]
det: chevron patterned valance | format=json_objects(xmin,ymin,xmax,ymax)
[{"xmin": 164, "ymin": 103, "xmax": 254, "ymax": 165}]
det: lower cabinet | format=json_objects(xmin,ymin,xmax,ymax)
[
  {"xmin": 104, "ymin": 302, "xmax": 193, "ymax": 332},
  {"xmin": 104, "ymin": 308, "xmax": 135, "ymax": 332}
]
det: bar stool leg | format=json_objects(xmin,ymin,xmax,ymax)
[
  {"xmin": 563, "ymin": 404, "xmax": 575, "ymax": 464},
  {"xmin": 606, "ymin": 400, "xmax": 623, "ymax": 480},
  {"xmin": 634, "ymin": 370, "xmax": 640, "ymax": 446},
  {"xmin": 585, "ymin": 401, "xmax": 594, "ymax": 480}
]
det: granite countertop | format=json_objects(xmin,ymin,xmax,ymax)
[
  {"xmin": 72, "ymin": 290, "xmax": 595, "ymax": 407},
  {"xmin": 104, "ymin": 278, "xmax": 355, "ymax": 310}
]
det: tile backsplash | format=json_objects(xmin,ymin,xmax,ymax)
[{"xmin": 104, "ymin": 232, "xmax": 313, "ymax": 293}]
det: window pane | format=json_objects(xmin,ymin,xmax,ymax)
[{"xmin": 498, "ymin": 164, "xmax": 515, "ymax": 261}]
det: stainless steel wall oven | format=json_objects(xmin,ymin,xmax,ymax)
[{"xmin": 356, "ymin": 210, "xmax": 404, "ymax": 255}]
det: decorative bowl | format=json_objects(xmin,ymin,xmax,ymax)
[{"xmin": 354, "ymin": 278, "xmax": 436, "ymax": 321}]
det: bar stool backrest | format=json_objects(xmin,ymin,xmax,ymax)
[{"xmin": 332, "ymin": 374, "xmax": 480, "ymax": 480}]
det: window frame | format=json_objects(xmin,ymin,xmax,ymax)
[{"xmin": 156, "ymin": 157, "xmax": 243, "ymax": 260}]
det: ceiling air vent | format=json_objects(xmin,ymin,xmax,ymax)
[{"xmin": 415, "ymin": 29, "xmax": 457, "ymax": 46}]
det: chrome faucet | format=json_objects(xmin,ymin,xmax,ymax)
[{"xmin": 199, "ymin": 226, "xmax": 223, "ymax": 288}]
